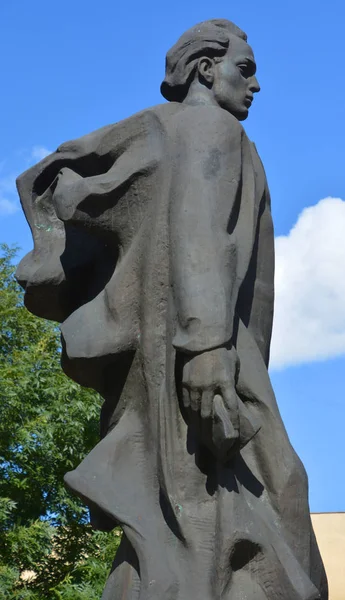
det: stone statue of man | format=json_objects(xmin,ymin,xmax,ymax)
[{"xmin": 16, "ymin": 19, "xmax": 327, "ymax": 600}]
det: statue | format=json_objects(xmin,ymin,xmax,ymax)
[{"xmin": 16, "ymin": 19, "xmax": 327, "ymax": 600}]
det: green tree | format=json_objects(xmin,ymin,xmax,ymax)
[{"xmin": 0, "ymin": 245, "xmax": 120, "ymax": 599}]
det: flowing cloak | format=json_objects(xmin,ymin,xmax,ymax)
[{"xmin": 16, "ymin": 103, "xmax": 327, "ymax": 600}]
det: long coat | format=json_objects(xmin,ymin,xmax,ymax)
[{"xmin": 16, "ymin": 102, "xmax": 327, "ymax": 600}]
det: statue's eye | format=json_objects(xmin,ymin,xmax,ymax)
[
  {"xmin": 238, "ymin": 64, "xmax": 249, "ymax": 77},
  {"xmin": 238, "ymin": 61, "xmax": 256, "ymax": 78}
]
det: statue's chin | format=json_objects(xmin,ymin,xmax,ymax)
[
  {"xmin": 222, "ymin": 106, "xmax": 249, "ymax": 121},
  {"xmin": 235, "ymin": 108, "xmax": 249, "ymax": 121}
]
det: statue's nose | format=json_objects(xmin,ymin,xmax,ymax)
[{"xmin": 250, "ymin": 76, "xmax": 260, "ymax": 94}]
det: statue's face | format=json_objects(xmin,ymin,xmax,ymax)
[{"xmin": 212, "ymin": 36, "xmax": 260, "ymax": 120}]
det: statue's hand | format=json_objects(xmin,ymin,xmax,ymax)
[{"xmin": 181, "ymin": 347, "xmax": 240, "ymax": 460}]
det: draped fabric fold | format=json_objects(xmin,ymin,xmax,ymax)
[{"xmin": 16, "ymin": 102, "xmax": 327, "ymax": 600}]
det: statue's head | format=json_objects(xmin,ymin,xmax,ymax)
[{"xmin": 161, "ymin": 19, "xmax": 260, "ymax": 121}]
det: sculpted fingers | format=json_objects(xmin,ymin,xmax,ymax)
[
  {"xmin": 182, "ymin": 385, "xmax": 202, "ymax": 411},
  {"xmin": 182, "ymin": 386, "xmax": 190, "ymax": 409},
  {"xmin": 182, "ymin": 384, "xmax": 214, "ymax": 417},
  {"xmin": 201, "ymin": 389, "xmax": 214, "ymax": 419},
  {"xmin": 220, "ymin": 384, "xmax": 240, "ymax": 431},
  {"xmin": 190, "ymin": 389, "xmax": 201, "ymax": 412}
]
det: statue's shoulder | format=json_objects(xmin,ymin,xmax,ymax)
[
  {"xmin": 55, "ymin": 107, "xmax": 170, "ymax": 157},
  {"xmin": 156, "ymin": 103, "xmax": 244, "ymax": 143},
  {"xmin": 17, "ymin": 105, "xmax": 245, "ymax": 191},
  {"xmin": 17, "ymin": 108, "xmax": 173, "ymax": 190},
  {"xmin": 53, "ymin": 104, "xmax": 243, "ymax": 158}
]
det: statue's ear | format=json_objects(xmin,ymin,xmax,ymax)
[{"xmin": 197, "ymin": 57, "xmax": 215, "ymax": 86}]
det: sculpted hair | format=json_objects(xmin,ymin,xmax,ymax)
[{"xmin": 161, "ymin": 19, "xmax": 247, "ymax": 103}]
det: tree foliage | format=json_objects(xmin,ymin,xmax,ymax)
[{"xmin": 0, "ymin": 245, "xmax": 120, "ymax": 599}]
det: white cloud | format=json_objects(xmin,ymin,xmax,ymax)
[
  {"xmin": 270, "ymin": 197, "xmax": 345, "ymax": 369},
  {"xmin": 31, "ymin": 146, "xmax": 51, "ymax": 161}
]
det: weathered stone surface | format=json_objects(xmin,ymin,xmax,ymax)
[{"xmin": 16, "ymin": 19, "xmax": 327, "ymax": 600}]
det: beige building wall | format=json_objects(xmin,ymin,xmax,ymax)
[{"xmin": 311, "ymin": 513, "xmax": 345, "ymax": 600}]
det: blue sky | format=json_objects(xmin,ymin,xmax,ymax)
[{"xmin": 1, "ymin": 0, "xmax": 344, "ymax": 512}]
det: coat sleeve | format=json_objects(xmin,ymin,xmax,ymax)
[{"xmin": 169, "ymin": 106, "xmax": 249, "ymax": 354}]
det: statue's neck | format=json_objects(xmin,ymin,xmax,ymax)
[{"xmin": 182, "ymin": 81, "xmax": 219, "ymax": 108}]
